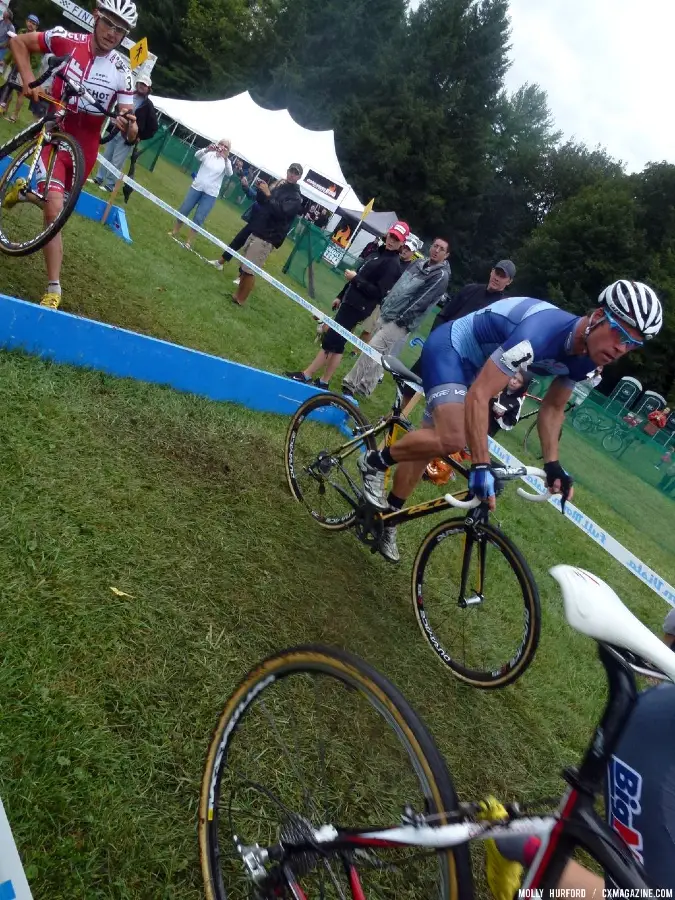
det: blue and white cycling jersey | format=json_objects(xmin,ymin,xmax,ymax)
[{"xmin": 421, "ymin": 297, "xmax": 596, "ymax": 400}]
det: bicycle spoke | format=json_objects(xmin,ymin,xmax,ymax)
[
  {"xmin": 414, "ymin": 521, "xmax": 539, "ymax": 687},
  {"xmin": 204, "ymin": 664, "xmax": 458, "ymax": 898}
]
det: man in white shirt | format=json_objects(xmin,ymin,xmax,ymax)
[{"xmin": 170, "ymin": 139, "xmax": 233, "ymax": 249}]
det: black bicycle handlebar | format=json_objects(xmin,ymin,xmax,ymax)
[
  {"xmin": 27, "ymin": 53, "xmax": 134, "ymax": 133},
  {"xmin": 27, "ymin": 53, "xmax": 72, "ymax": 89}
]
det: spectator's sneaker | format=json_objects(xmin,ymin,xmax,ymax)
[
  {"xmin": 3, "ymin": 177, "xmax": 26, "ymax": 210},
  {"xmin": 357, "ymin": 456, "xmax": 388, "ymax": 509},
  {"xmin": 285, "ymin": 371, "xmax": 310, "ymax": 383},
  {"xmin": 312, "ymin": 379, "xmax": 330, "ymax": 390},
  {"xmin": 208, "ymin": 259, "xmax": 224, "ymax": 270},
  {"xmin": 40, "ymin": 292, "xmax": 61, "ymax": 310},
  {"xmin": 379, "ymin": 525, "xmax": 400, "ymax": 563},
  {"xmin": 342, "ymin": 384, "xmax": 356, "ymax": 398}
]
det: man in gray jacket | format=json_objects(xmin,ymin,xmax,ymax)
[{"xmin": 342, "ymin": 237, "xmax": 450, "ymax": 397}]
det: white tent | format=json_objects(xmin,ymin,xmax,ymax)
[{"xmin": 151, "ymin": 90, "xmax": 364, "ymax": 214}]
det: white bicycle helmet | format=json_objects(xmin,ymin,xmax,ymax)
[
  {"xmin": 96, "ymin": 0, "xmax": 138, "ymax": 29},
  {"xmin": 598, "ymin": 279, "xmax": 663, "ymax": 340}
]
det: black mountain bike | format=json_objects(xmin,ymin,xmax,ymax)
[
  {"xmin": 0, "ymin": 53, "xmax": 126, "ymax": 255},
  {"xmin": 198, "ymin": 565, "xmax": 675, "ymax": 899},
  {"xmin": 284, "ymin": 356, "xmax": 551, "ymax": 689}
]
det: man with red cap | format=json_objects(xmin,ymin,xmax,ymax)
[{"xmin": 286, "ymin": 220, "xmax": 410, "ymax": 391}]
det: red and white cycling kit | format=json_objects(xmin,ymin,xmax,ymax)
[{"xmin": 35, "ymin": 27, "xmax": 133, "ymax": 192}]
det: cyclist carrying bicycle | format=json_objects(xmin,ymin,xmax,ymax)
[
  {"xmin": 7, "ymin": 0, "xmax": 138, "ymax": 309},
  {"xmin": 359, "ymin": 280, "xmax": 663, "ymax": 562}
]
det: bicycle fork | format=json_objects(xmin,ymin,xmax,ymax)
[{"xmin": 458, "ymin": 527, "xmax": 486, "ymax": 607}]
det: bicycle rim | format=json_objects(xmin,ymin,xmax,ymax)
[
  {"xmin": 602, "ymin": 432, "xmax": 623, "ymax": 453},
  {"xmin": 199, "ymin": 645, "xmax": 473, "ymax": 900},
  {"xmin": 524, "ymin": 420, "xmax": 544, "ymax": 460},
  {"xmin": 571, "ymin": 411, "xmax": 593, "ymax": 433},
  {"xmin": 284, "ymin": 393, "xmax": 377, "ymax": 530},
  {"xmin": 0, "ymin": 131, "xmax": 85, "ymax": 256},
  {"xmin": 411, "ymin": 520, "xmax": 541, "ymax": 688}
]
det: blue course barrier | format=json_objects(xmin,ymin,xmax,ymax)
[
  {"xmin": 0, "ymin": 157, "xmax": 131, "ymax": 243},
  {"xmin": 0, "ymin": 294, "xmax": 320, "ymax": 414}
]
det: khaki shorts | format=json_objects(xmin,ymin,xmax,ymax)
[
  {"xmin": 360, "ymin": 305, "xmax": 380, "ymax": 334},
  {"xmin": 240, "ymin": 234, "xmax": 274, "ymax": 275}
]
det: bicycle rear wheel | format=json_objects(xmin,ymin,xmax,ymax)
[
  {"xmin": 412, "ymin": 519, "xmax": 540, "ymax": 688},
  {"xmin": 199, "ymin": 645, "xmax": 473, "ymax": 900},
  {"xmin": 284, "ymin": 392, "xmax": 377, "ymax": 530},
  {"xmin": 571, "ymin": 409, "xmax": 596, "ymax": 433},
  {"xmin": 0, "ymin": 131, "xmax": 85, "ymax": 256}
]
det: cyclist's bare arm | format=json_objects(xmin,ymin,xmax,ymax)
[
  {"xmin": 538, "ymin": 376, "xmax": 573, "ymax": 463},
  {"xmin": 8, "ymin": 31, "xmax": 42, "ymax": 101},
  {"xmin": 465, "ymin": 359, "xmax": 510, "ymax": 464}
]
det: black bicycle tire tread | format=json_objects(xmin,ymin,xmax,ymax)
[
  {"xmin": 283, "ymin": 391, "xmax": 377, "ymax": 531},
  {"xmin": 198, "ymin": 644, "xmax": 474, "ymax": 900},
  {"xmin": 0, "ymin": 120, "xmax": 43, "ymax": 160},
  {"xmin": 0, "ymin": 131, "xmax": 86, "ymax": 256},
  {"xmin": 524, "ymin": 419, "xmax": 543, "ymax": 459},
  {"xmin": 411, "ymin": 519, "xmax": 541, "ymax": 688}
]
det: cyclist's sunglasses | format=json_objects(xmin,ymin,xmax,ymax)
[
  {"xmin": 97, "ymin": 12, "xmax": 129, "ymax": 35},
  {"xmin": 603, "ymin": 309, "xmax": 643, "ymax": 349}
]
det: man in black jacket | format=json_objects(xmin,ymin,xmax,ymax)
[
  {"xmin": 93, "ymin": 73, "xmax": 158, "ymax": 191},
  {"xmin": 232, "ymin": 163, "xmax": 304, "ymax": 305},
  {"xmin": 401, "ymin": 259, "xmax": 515, "ymax": 402},
  {"xmin": 286, "ymin": 221, "xmax": 410, "ymax": 390}
]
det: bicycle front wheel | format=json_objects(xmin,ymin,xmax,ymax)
[
  {"xmin": 524, "ymin": 419, "xmax": 544, "ymax": 459},
  {"xmin": 602, "ymin": 430, "xmax": 624, "ymax": 454},
  {"xmin": 199, "ymin": 645, "xmax": 473, "ymax": 900},
  {"xmin": 412, "ymin": 519, "xmax": 541, "ymax": 688},
  {"xmin": 0, "ymin": 131, "xmax": 85, "ymax": 256},
  {"xmin": 284, "ymin": 392, "xmax": 377, "ymax": 530}
]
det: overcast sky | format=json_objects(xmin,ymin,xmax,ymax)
[{"xmin": 504, "ymin": 0, "xmax": 671, "ymax": 172}]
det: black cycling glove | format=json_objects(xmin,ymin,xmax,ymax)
[{"xmin": 543, "ymin": 460, "xmax": 573, "ymax": 513}]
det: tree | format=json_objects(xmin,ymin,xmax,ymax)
[
  {"xmin": 337, "ymin": 0, "xmax": 512, "ymax": 279},
  {"xmin": 467, "ymin": 84, "xmax": 560, "ymax": 276}
]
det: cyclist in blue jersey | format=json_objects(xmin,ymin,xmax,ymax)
[{"xmin": 358, "ymin": 280, "xmax": 663, "ymax": 563}]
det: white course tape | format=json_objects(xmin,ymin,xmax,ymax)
[
  {"xmin": 96, "ymin": 156, "xmax": 381, "ymax": 361},
  {"xmin": 488, "ymin": 436, "xmax": 675, "ymax": 607},
  {"xmin": 96, "ymin": 155, "xmax": 674, "ymax": 608}
]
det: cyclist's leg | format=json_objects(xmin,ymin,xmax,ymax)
[
  {"xmin": 388, "ymin": 325, "xmax": 469, "ymax": 463},
  {"xmin": 37, "ymin": 147, "xmax": 71, "ymax": 307}
]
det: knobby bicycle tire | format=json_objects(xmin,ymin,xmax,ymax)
[
  {"xmin": 0, "ymin": 118, "xmax": 43, "ymax": 160},
  {"xmin": 524, "ymin": 418, "xmax": 544, "ymax": 459},
  {"xmin": 0, "ymin": 130, "xmax": 86, "ymax": 256},
  {"xmin": 199, "ymin": 644, "xmax": 473, "ymax": 900},
  {"xmin": 284, "ymin": 391, "xmax": 377, "ymax": 530},
  {"xmin": 411, "ymin": 519, "xmax": 541, "ymax": 688}
]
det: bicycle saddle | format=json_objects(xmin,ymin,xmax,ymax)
[
  {"xmin": 551, "ymin": 565, "xmax": 675, "ymax": 683},
  {"xmin": 381, "ymin": 356, "xmax": 423, "ymax": 387}
]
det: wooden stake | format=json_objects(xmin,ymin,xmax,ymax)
[{"xmin": 101, "ymin": 176, "xmax": 124, "ymax": 225}]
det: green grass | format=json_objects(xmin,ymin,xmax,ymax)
[{"xmin": 0, "ymin": 111, "xmax": 673, "ymax": 898}]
